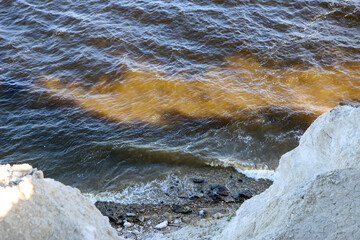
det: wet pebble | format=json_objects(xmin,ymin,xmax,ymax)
[
  {"xmin": 182, "ymin": 216, "xmax": 191, "ymax": 224},
  {"xmin": 173, "ymin": 218, "xmax": 182, "ymax": 224},
  {"xmin": 189, "ymin": 192, "xmax": 204, "ymax": 200},
  {"xmin": 216, "ymin": 186, "xmax": 230, "ymax": 196},
  {"xmin": 154, "ymin": 220, "xmax": 168, "ymax": 230},
  {"xmin": 192, "ymin": 178, "xmax": 205, "ymax": 183},
  {"xmin": 210, "ymin": 184, "xmax": 221, "ymax": 190},
  {"xmin": 198, "ymin": 210, "xmax": 207, "ymax": 218},
  {"xmin": 123, "ymin": 221, "xmax": 132, "ymax": 228},
  {"xmin": 137, "ymin": 216, "xmax": 145, "ymax": 222},
  {"xmin": 213, "ymin": 212, "xmax": 224, "ymax": 219},
  {"xmin": 172, "ymin": 205, "xmax": 192, "ymax": 214},
  {"xmin": 126, "ymin": 213, "xmax": 136, "ymax": 217},
  {"xmin": 237, "ymin": 189, "xmax": 253, "ymax": 200}
]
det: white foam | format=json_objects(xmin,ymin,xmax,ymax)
[
  {"xmin": 208, "ymin": 157, "xmax": 275, "ymax": 180},
  {"xmin": 83, "ymin": 174, "xmax": 197, "ymax": 204}
]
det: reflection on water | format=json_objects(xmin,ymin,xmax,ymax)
[
  {"xmin": 1, "ymin": 0, "xmax": 360, "ymax": 197},
  {"xmin": 41, "ymin": 57, "xmax": 360, "ymax": 124}
]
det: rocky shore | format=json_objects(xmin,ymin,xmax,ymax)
[
  {"xmin": 165, "ymin": 103, "xmax": 360, "ymax": 240},
  {"xmin": 95, "ymin": 170, "xmax": 272, "ymax": 239},
  {"xmin": 96, "ymin": 103, "xmax": 360, "ymax": 240},
  {"xmin": 1, "ymin": 104, "xmax": 359, "ymax": 240}
]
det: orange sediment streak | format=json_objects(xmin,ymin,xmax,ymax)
[{"xmin": 40, "ymin": 57, "xmax": 360, "ymax": 124}]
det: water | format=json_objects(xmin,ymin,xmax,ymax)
[{"xmin": 1, "ymin": 0, "xmax": 359, "ymax": 202}]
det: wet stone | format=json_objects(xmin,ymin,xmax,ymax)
[
  {"xmin": 172, "ymin": 205, "xmax": 192, "ymax": 214},
  {"xmin": 210, "ymin": 184, "xmax": 221, "ymax": 190},
  {"xmin": 189, "ymin": 192, "xmax": 204, "ymax": 200},
  {"xmin": 213, "ymin": 212, "xmax": 224, "ymax": 219},
  {"xmin": 154, "ymin": 220, "xmax": 168, "ymax": 230},
  {"xmin": 173, "ymin": 218, "xmax": 182, "ymax": 224},
  {"xmin": 137, "ymin": 216, "xmax": 145, "ymax": 222},
  {"xmin": 191, "ymin": 178, "xmax": 205, "ymax": 183},
  {"xmin": 213, "ymin": 186, "xmax": 229, "ymax": 196},
  {"xmin": 237, "ymin": 189, "xmax": 253, "ymax": 199},
  {"xmin": 108, "ymin": 215, "xmax": 117, "ymax": 224},
  {"xmin": 208, "ymin": 192, "xmax": 222, "ymax": 203},
  {"xmin": 224, "ymin": 196, "xmax": 235, "ymax": 203},
  {"xmin": 198, "ymin": 210, "xmax": 207, "ymax": 218},
  {"xmin": 218, "ymin": 187, "xmax": 229, "ymax": 196},
  {"xmin": 93, "ymin": 169, "xmax": 273, "ymax": 239},
  {"xmin": 123, "ymin": 221, "xmax": 132, "ymax": 228},
  {"xmin": 126, "ymin": 213, "xmax": 136, "ymax": 217},
  {"xmin": 182, "ymin": 216, "xmax": 191, "ymax": 224}
]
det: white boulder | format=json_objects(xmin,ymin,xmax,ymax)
[
  {"xmin": 0, "ymin": 164, "xmax": 121, "ymax": 240},
  {"xmin": 218, "ymin": 104, "xmax": 360, "ymax": 239}
]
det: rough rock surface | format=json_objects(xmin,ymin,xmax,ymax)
[
  {"xmin": 153, "ymin": 105, "xmax": 360, "ymax": 240},
  {"xmin": 218, "ymin": 105, "xmax": 360, "ymax": 240},
  {"xmin": 0, "ymin": 164, "xmax": 121, "ymax": 240},
  {"xmin": 269, "ymin": 168, "xmax": 360, "ymax": 240}
]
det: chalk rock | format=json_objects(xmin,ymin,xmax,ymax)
[
  {"xmin": 218, "ymin": 105, "xmax": 360, "ymax": 239},
  {"xmin": 0, "ymin": 164, "xmax": 121, "ymax": 240}
]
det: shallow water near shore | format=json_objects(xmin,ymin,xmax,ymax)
[{"xmin": 1, "ymin": 0, "xmax": 359, "ymax": 201}]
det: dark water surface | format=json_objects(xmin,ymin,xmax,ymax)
[{"xmin": 1, "ymin": 0, "xmax": 359, "ymax": 201}]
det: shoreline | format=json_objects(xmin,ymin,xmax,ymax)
[{"xmin": 94, "ymin": 169, "xmax": 272, "ymax": 239}]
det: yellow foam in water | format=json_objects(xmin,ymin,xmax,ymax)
[{"xmin": 40, "ymin": 57, "xmax": 360, "ymax": 124}]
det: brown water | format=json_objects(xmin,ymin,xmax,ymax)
[
  {"xmin": 41, "ymin": 56, "xmax": 359, "ymax": 124},
  {"xmin": 1, "ymin": 0, "xmax": 359, "ymax": 202}
]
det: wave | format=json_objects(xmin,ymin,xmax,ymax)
[
  {"xmin": 84, "ymin": 174, "xmax": 197, "ymax": 204},
  {"xmin": 207, "ymin": 157, "xmax": 275, "ymax": 180}
]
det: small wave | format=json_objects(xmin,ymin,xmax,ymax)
[
  {"xmin": 207, "ymin": 157, "xmax": 275, "ymax": 180},
  {"xmin": 83, "ymin": 174, "xmax": 197, "ymax": 204}
]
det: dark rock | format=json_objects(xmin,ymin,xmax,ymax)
[
  {"xmin": 195, "ymin": 186, "xmax": 204, "ymax": 194},
  {"xmin": 172, "ymin": 205, "xmax": 192, "ymax": 214},
  {"xmin": 210, "ymin": 184, "xmax": 221, "ymax": 190},
  {"xmin": 178, "ymin": 192, "xmax": 189, "ymax": 198},
  {"xmin": 216, "ymin": 186, "xmax": 229, "ymax": 196},
  {"xmin": 208, "ymin": 192, "xmax": 221, "ymax": 203},
  {"xmin": 189, "ymin": 193, "xmax": 203, "ymax": 200},
  {"xmin": 137, "ymin": 216, "xmax": 145, "ymax": 222},
  {"xmin": 108, "ymin": 215, "xmax": 117, "ymax": 224},
  {"xmin": 224, "ymin": 197, "xmax": 235, "ymax": 203},
  {"xmin": 191, "ymin": 178, "xmax": 205, "ymax": 183},
  {"xmin": 189, "ymin": 195, "xmax": 199, "ymax": 201},
  {"xmin": 237, "ymin": 189, "xmax": 253, "ymax": 200},
  {"xmin": 238, "ymin": 179, "xmax": 243, "ymax": 182},
  {"xmin": 126, "ymin": 213, "xmax": 137, "ymax": 217}
]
